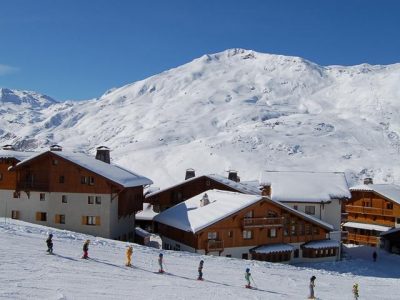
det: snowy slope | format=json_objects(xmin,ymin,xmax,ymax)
[
  {"xmin": 2, "ymin": 49, "xmax": 400, "ymax": 187},
  {"xmin": 0, "ymin": 219, "xmax": 399, "ymax": 300}
]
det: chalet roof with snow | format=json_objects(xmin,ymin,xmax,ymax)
[
  {"xmin": 251, "ymin": 243, "xmax": 294, "ymax": 254},
  {"xmin": 301, "ymin": 239, "xmax": 340, "ymax": 249},
  {"xmin": 136, "ymin": 203, "xmax": 158, "ymax": 221},
  {"xmin": 350, "ymin": 184, "xmax": 400, "ymax": 205},
  {"xmin": 12, "ymin": 150, "xmax": 153, "ymax": 188},
  {"xmin": 343, "ymin": 222, "xmax": 392, "ymax": 232},
  {"xmin": 153, "ymin": 189, "xmax": 333, "ymax": 234},
  {"xmin": 0, "ymin": 149, "xmax": 38, "ymax": 161},
  {"xmin": 259, "ymin": 171, "xmax": 351, "ymax": 203},
  {"xmin": 145, "ymin": 174, "xmax": 260, "ymax": 198}
]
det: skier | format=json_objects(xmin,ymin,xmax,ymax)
[
  {"xmin": 352, "ymin": 282, "xmax": 359, "ymax": 300},
  {"xmin": 82, "ymin": 240, "xmax": 90, "ymax": 259},
  {"xmin": 158, "ymin": 253, "xmax": 164, "ymax": 273},
  {"xmin": 197, "ymin": 260, "xmax": 204, "ymax": 280},
  {"xmin": 308, "ymin": 275, "xmax": 316, "ymax": 299},
  {"xmin": 372, "ymin": 251, "xmax": 377, "ymax": 262},
  {"xmin": 46, "ymin": 233, "xmax": 53, "ymax": 254},
  {"xmin": 126, "ymin": 245, "xmax": 133, "ymax": 267},
  {"xmin": 245, "ymin": 268, "xmax": 252, "ymax": 288}
]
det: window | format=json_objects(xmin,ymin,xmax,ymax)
[
  {"xmin": 268, "ymin": 228, "xmax": 277, "ymax": 238},
  {"xmin": 88, "ymin": 196, "xmax": 94, "ymax": 204},
  {"xmin": 386, "ymin": 203, "xmax": 393, "ymax": 210},
  {"xmin": 226, "ymin": 254, "xmax": 232, "ymax": 258},
  {"xmin": 95, "ymin": 196, "xmax": 101, "ymax": 205},
  {"xmin": 13, "ymin": 191, "xmax": 20, "ymax": 199},
  {"xmin": 83, "ymin": 216, "xmax": 100, "ymax": 226},
  {"xmin": 59, "ymin": 176, "xmax": 65, "ymax": 183},
  {"xmin": 290, "ymin": 219, "xmax": 297, "ymax": 236},
  {"xmin": 11, "ymin": 210, "xmax": 19, "ymax": 219},
  {"xmin": 89, "ymin": 176, "xmax": 95, "ymax": 185},
  {"xmin": 305, "ymin": 206, "xmax": 315, "ymax": 215},
  {"xmin": 244, "ymin": 210, "xmax": 253, "ymax": 218},
  {"xmin": 298, "ymin": 222, "xmax": 305, "ymax": 235},
  {"xmin": 81, "ymin": 176, "xmax": 88, "ymax": 184},
  {"xmin": 40, "ymin": 193, "xmax": 46, "ymax": 201},
  {"xmin": 55, "ymin": 214, "xmax": 65, "ymax": 224},
  {"xmin": 243, "ymin": 230, "xmax": 253, "ymax": 239},
  {"xmin": 305, "ymin": 224, "xmax": 311, "ymax": 235},
  {"xmin": 52, "ymin": 159, "xmax": 58, "ymax": 165},
  {"xmin": 62, "ymin": 195, "xmax": 68, "ymax": 203},
  {"xmin": 397, "ymin": 218, "xmax": 400, "ymax": 224},
  {"xmin": 228, "ymin": 230, "xmax": 233, "ymax": 238},
  {"xmin": 312, "ymin": 226, "xmax": 320, "ymax": 235},
  {"xmin": 267, "ymin": 210, "xmax": 278, "ymax": 217},
  {"xmin": 207, "ymin": 232, "xmax": 217, "ymax": 240},
  {"xmin": 36, "ymin": 212, "xmax": 47, "ymax": 221},
  {"xmin": 206, "ymin": 179, "xmax": 211, "ymax": 186}
]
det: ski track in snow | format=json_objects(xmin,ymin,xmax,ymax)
[{"xmin": 1, "ymin": 219, "xmax": 400, "ymax": 299}]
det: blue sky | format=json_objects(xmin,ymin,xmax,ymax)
[{"xmin": 1, "ymin": 0, "xmax": 399, "ymax": 101}]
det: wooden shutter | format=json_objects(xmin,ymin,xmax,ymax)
[
  {"xmin": 36, "ymin": 212, "xmax": 41, "ymax": 221},
  {"xmin": 96, "ymin": 216, "xmax": 101, "ymax": 226},
  {"xmin": 54, "ymin": 214, "xmax": 60, "ymax": 224},
  {"xmin": 82, "ymin": 216, "xmax": 87, "ymax": 225}
]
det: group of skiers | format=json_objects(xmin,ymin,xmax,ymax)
[{"xmin": 45, "ymin": 233, "xmax": 361, "ymax": 297}]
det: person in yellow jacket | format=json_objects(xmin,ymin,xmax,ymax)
[{"xmin": 126, "ymin": 245, "xmax": 133, "ymax": 267}]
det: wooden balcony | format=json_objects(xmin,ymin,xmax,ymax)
[
  {"xmin": 347, "ymin": 233, "xmax": 379, "ymax": 245},
  {"xmin": 345, "ymin": 205, "xmax": 394, "ymax": 217},
  {"xmin": 243, "ymin": 217, "xmax": 283, "ymax": 228},
  {"xmin": 206, "ymin": 239, "xmax": 224, "ymax": 252},
  {"xmin": 16, "ymin": 181, "xmax": 49, "ymax": 191}
]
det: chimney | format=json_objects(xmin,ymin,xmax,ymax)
[
  {"xmin": 228, "ymin": 170, "xmax": 239, "ymax": 182},
  {"xmin": 200, "ymin": 193, "xmax": 210, "ymax": 207},
  {"xmin": 185, "ymin": 168, "xmax": 196, "ymax": 180},
  {"xmin": 261, "ymin": 185, "xmax": 271, "ymax": 197},
  {"xmin": 364, "ymin": 177, "xmax": 373, "ymax": 185},
  {"xmin": 95, "ymin": 146, "xmax": 110, "ymax": 164},
  {"xmin": 2, "ymin": 144, "xmax": 15, "ymax": 151},
  {"xmin": 50, "ymin": 144, "xmax": 62, "ymax": 151}
]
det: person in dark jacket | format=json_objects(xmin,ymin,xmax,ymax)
[
  {"xmin": 46, "ymin": 233, "xmax": 53, "ymax": 254},
  {"xmin": 308, "ymin": 275, "xmax": 316, "ymax": 299},
  {"xmin": 197, "ymin": 260, "xmax": 204, "ymax": 280},
  {"xmin": 82, "ymin": 240, "xmax": 90, "ymax": 259}
]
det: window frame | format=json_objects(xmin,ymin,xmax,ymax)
[
  {"xmin": 243, "ymin": 230, "xmax": 253, "ymax": 240},
  {"xmin": 305, "ymin": 206, "xmax": 315, "ymax": 215},
  {"xmin": 207, "ymin": 231, "xmax": 217, "ymax": 240},
  {"xmin": 40, "ymin": 193, "xmax": 46, "ymax": 201},
  {"xmin": 88, "ymin": 196, "xmax": 94, "ymax": 204},
  {"xmin": 62, "ymin": 195, "xmax": 68, "ymax": 203},
  {"xmin": 95, "ymin": 196, "xmax": 101, "ymax": 205}
]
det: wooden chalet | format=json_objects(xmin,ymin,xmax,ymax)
[
  {"xmin": 1, "ymin": 145, "xmax": 153, "ymax": 240},
  {"xmin": 154, "ymin": 189, "xmax": 339, "ymax": 263},
  {"xmin": 145, "ymin": 171, "xmax": 260, "ymax": 212},
  {"xmin": 344, "ymin": 179, "xmax": 400, "ymax": 247}
]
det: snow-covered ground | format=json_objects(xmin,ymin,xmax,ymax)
[{"xmin": 1, "ymin": 219, "xmax": 399, "ymax": 299}]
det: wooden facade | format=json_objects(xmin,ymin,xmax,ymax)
[
  {"xmin": 156, "ymin": 197, "xmax": 331, "ymax": 261},
  {"xmin": 146, "ymin": 175, "xmax": 255, "ymax": 212},
  {"xmin": 344, "ymin": 189, "xmax": 400, "ymax": 246},
  {"xmin": 0, "ymin": 157, "xmax": 19, "ymax": 190}
]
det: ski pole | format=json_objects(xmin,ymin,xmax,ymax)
[{"xmin": 250, "ymin": 276, "xmax": 258, "ymax": 288}]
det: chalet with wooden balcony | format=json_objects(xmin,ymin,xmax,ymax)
[
  {"xmin": 343, "ymin": 179, "xmax": 400, "ymax": 247},
  {"xmin": 259, "ymin": 171, "xmax": 351, "ymax": 241},
  {"xmin": 1, "ymin": 145, "xmax": 153, "ymax": 241},
  {"xmin": 145, "ymin": 171, "xmax": 260, "ymax": 212},
  {"xmin": 154, "ymin": 189, "xmax": 339, "ymax": 263}
]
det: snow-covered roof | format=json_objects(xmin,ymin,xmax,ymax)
[
  {"xmin": 251, "ymin": 243, "xmax": 294, "ymax": 254},
  {"xmin": 350, "ymin": 184, "xmax": 400, "ymax": 205},
  {"xmin": 154, "ymin": 189, "xmax": 333, "ymax": 233},
  {"xmin": 259, "ymin": 171, "xmax": 351, "ymax": 203},
  {"xmin": 13, "ymin": 150, "xmax": 153, "ymax": 188},
  {"xmin": 302, "ymin": 239, "xmax": 340, "ymax": 249},
  {"xmin": 146, "ymin": 174, "xmax": 260, "ymax": 198},
  {"xmin": 343, "ymin": 222, "xmax": 392, "ymax": 232},
  {"xmin": 154, "ymin": 190, "xmax": 263, "ymax": 233},
  {"xmin": 0, "ymin": 149, "xmax": 38, "ymax": 161},
  {"xmin": 135, "ymin": 227, "xmax": 151, "ymax": 238},
  {"xmin": 136, "ymin": 203, "xmax": 158, "ymax": 221}
]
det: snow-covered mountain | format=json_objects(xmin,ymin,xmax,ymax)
[
  {"xmin": 1, "ymin": 219, "xmax": 399, "ymax": 299},
  {"xmin": 2, "ymin": 49, "xmax": 400, "ymax": 187}
]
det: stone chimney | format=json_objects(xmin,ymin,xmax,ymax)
[
  {"xmin": 185, "ymin": 168, "xmax": 196, "ymax": 180},
  {"xmin": 364, "ymin": 177, "xmax": 373, "ymax": 185},
  {"xmin": 261, "ymin": 185, "xmax": 271, "ymax": 197},
  {"xmin": 200, "ymin": 193, "xmax": 210, "ymax": 207},
  {"xmin": 95, "ymin": 146, "xmax": 110, "ymax": 164},
  {"xmin": 2, "ymin": 144, "xmax": 15, "ymax": 151},
  {"xmin": 228, "ymin": 170, "xmax": 240, "ymax": 182},
  {"xmin": 50, "ymin": 145, "xmax": 62, "ymax": 151}
]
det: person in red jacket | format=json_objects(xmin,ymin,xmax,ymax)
[{"xmin": 82, "ymin": 240, "xmax": 90, "ymax": 259}]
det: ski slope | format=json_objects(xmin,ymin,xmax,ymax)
[{"xmin": 1, "ymin": 219, "xmax": 399, "ymax": 299}]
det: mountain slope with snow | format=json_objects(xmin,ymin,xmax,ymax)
[
  {"xmin": 2, "ymin": 49, "xmax": 400, "ymax": 187},
  {"xmin": 1, "ymin": 219, "xmax": 399, "ymax": 300}
]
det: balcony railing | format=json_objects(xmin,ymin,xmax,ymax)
[
  {"xmin": 347, "ymin": 233, "xmax": 379, "ymax": 245},
  {"xmin": 243, "ymin": 217, "xmax": 283, "ymax": 228},
  {"xmin": 345, "ymin": 205, "xmax": 394, "ymax": 217},
  {"xmin": 206, "ymin": 239, "xmax": 224, "ymax": 252}
]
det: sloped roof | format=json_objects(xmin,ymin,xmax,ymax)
[
  {"xmin": 259, "ymin": 171, "xmax": 351, "ymax": 202},
  {"xmin": 145, "ymin": 174, "xmax": 260, "ymax": 198},
  {"xmin": 302, "ymin": 239, "xmax": 340, "ymax": 249},
  {"xmin": 12, "ymin": 150, "xmax": 153, "ymax": 188},
  {"xmin": 0, "ymin": 149, "xmax": 38, "ymax": 161},
  {"xmin": 350, "ymin": 184, "xmax": 400, "ymax": 205},
  {"xmin": 154, "ymin": 189, "xmax": 333, "ymax": 234},
  {"xmin": 251, "ymin": 243, "xmax": 294, "ymax": 254},
  {"xmin": 136, "ymin": 203, "xmax": 158, "ymax": 221},
  {"xmin": 343, "ymin": 222, "xmax": 391, "ymax": 232}
]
